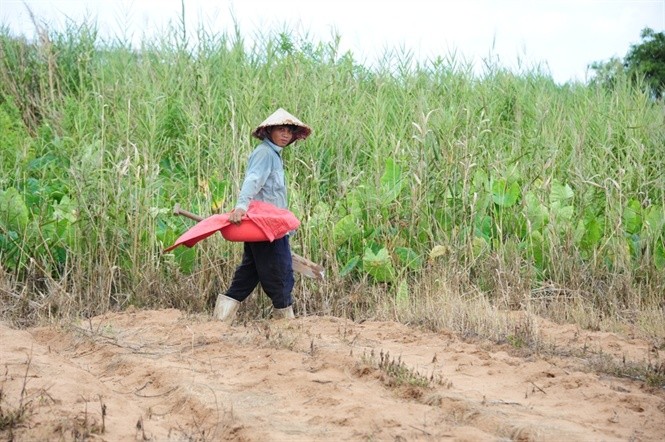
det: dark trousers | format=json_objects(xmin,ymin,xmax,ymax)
[{"xmin": 224, "ymin": 236, "xmax": 294, "ymax": 309}]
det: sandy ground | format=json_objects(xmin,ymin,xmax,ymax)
[{"xmin": 1, "ymin": 308, "xmax": 664, "ymax": 441}]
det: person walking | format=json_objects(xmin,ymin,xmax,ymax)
[{"xmin": 213, "ymin": 108, "xmax": 312, "ymax": 324}]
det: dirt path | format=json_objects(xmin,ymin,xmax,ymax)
[{"xmin": 2, "ymin": 308, "xmax": 664, "ymax": 441}]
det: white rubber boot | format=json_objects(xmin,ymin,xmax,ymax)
[
  {"xmin": 272, "ymin": 305, "xmax": 295, "ymax": 320},
  {"xmin": 213, "ymin": 294, "xmax": 240, "ymax": 324}
]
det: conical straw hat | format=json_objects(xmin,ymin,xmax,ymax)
[{"xmin": 252, "ymin": 108, "xmax": 312, "ymax": 144}]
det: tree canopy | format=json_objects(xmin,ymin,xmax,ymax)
[{"xmin": 591, "ymin": 27, "xmax": 665, "ymax": 98}]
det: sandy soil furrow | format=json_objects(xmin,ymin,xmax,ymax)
[{"xmin": 1, "ymin": 309, "xmax": 664, "ymax": 441}]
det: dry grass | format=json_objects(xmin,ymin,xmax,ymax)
[{"xmin": 0, "ymin": 356, "xmax": 35, "ymax": 440}]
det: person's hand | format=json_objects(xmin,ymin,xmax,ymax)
[{"xmin": 229, "ymin": 208, "xmax": 246, "ymax": 225}]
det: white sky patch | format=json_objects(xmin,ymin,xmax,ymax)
[{"xmin": 1, "ymin": 0, "xmax": 663, "ymax": 84}]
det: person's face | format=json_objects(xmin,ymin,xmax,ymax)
[{"xmin": 269, "ymin": 125, "xmax": 295, "ymax": 147}]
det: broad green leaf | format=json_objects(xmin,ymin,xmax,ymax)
[
  {"xmin": 333, "ymin": 213, "xmax": 362, "ymax": 246},
  {"xmin": 209, "ymin": 178, "xmax": 229, "ymax": 211},
  {"xmin": 309, "ymin": 201, "xmax": 331, "ymax": 229},
  {"xmin": 623, "ymin": 199, "xmax": 642, "ymax": 235},
  {"xmin": 0, "ymin": 187, "xmax": 29, "ymax": 232},
  {"xmin": 627, "ymin": 233, "xmax": 642, "ymax": 259},
  {"xmin": 474, "ymin": 214, "xmax": 492, "ymax": 240},
  {"xmin": 644, "ymin": 205, "xmax": 664, "ymax": 235},
  {"xmin": 654, "ymin": 240, "xmax": 665, "ymax": 270},
  {"xmin": 524, "ymin": 192, "xmax": 548, "ymax": 231},
  {"xmin": 550, "ymin": 202, "xmax": 574, "ymax": 225},
  {"xmin": 471, "ymin": 169, "xmax": 489, "ymax": 192},
  {"xmin": 363, "ymin": 247, "xmax": 394, "ymax": 282},
  {"xmin": 0, "ymin": 231, "xmax": 20, "ymax": 270},
  {"xmin": 549, "ymin": 180, "xmax": 574, "ymax": 205},
  {"xmin": 155, "ymin": 219, "xmax": 176, "ymax": 247},
  {"xmin": 395, "ymin": 246, "xmax": 422, "ymax": 270},
  {"xmin": 527, "ymin": 230, "xmax": 545, "ymax": 270},
  {"xmin": 579, "ymin": 215, "xmax": 603, "ymax": 251},
  {"xmin": 175, "ymin": 246, "xmax": 197, "ymax": 274},
  {"xmin": 27, "ymin": 153, "xmax": 60, "ymax": 172},
  {"xmin": 53, "ymin": 195, "xmax": 78, "ymax": 223},
  {"xmin": 79, "ymin": 140, "xmax": 104, "ymax": 172},
  {"xmin": 416, "ymin": 216, "xmax": 432, "ymax": 243},
  {"xmin": 346, "ymin": 187, "xmax": 365, "ymax": 217},
  {"xmin": 56, "ymin": 221, "xmax": 78, "ymax": 249},
  {"xmin": 24, "ymin": 178, "xmax": 43, "ymax": 208},
  {"xmin": 474, "ymin": 191, "xmax": 492, "ymax": 214},
  {"xmin": 380, "ymin": 157, "xmax": 402, "ymax": 204},
  {"xmin": 471, "ymin": 236, "xmax": 490, "ymax": 260},
  {"xmin": 492, "ymin": 179, "xmax": 520, "ymax": 208},
  {"xmin": 339, "ymin": 255, "xmax": 361, "ymax": 277}
]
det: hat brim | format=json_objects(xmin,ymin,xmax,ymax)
[
  {"xmin": 252, "ymin": 125, "xmax": 311, "ymax": 144},
  {"xmin": 251, "ymin": 108, "xmax": 312, "ymax": 145}
]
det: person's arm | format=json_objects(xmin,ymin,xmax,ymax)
[{"xmin": 230, "ymin": 147, "xmax": 272, "ymax": 223}]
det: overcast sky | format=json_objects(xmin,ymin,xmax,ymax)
[{"xmin": 1, "ymin": 0, "xmax": 663, "ymax": 83}]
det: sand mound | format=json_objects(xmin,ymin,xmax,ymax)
[{"xmin": 2, "ymin": 309, "xmax": 663, "ymax": 441}]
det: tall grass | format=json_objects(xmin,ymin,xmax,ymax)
[{"xmin": 0, "ymin": 14, "xmax": 663, "ymax": 342}]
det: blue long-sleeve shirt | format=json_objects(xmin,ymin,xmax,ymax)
[{"xmin": 235, "ymin": 139, "xmax": 287, "ymax": 211}]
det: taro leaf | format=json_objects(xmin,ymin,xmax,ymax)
[
  {"xmin": 579, "ymin": 215, "xmax": 603, "ymax": 252},
  {"xmin": 380, "ymin": 157, "xmax": 403, "ymax": 205},
  {"xmin": 416, "ymin": 216, "xmax": 432, "ymax": 243},
  {"xmin": 53, "ymin": 195, "xmax": 78, "ymax": 223},
  {"xmin": 471, "ymin": 236, "xmax": 490, "ymax": 260},
  {"xmin": 474, "ymin": 190, "xmax": 492, "ymax": 214},
  {"xmin": 53, "ymin": 195, "xmax": 81, "ymax": 247},
  {"xmin": 0, "ymin": 187, "xmax": 29, "ymax": 232},
  {"xmin": 492, "ymin": 179, "xmax": 520, "ymax": 208},
  {"xmin": 309, "ymin": 201, "xmax": 331, "ymax": 229},
  {"xmin": 549, "ymin": 180, "xmax": 574, "ymax": 206},
  {"xmin": 346, "ymin": 187, "xmax": 365, "ymax": 218},
  {"xmin": 339, "ymin": 255, "xmax": 361, "ymax": 277},
  {"xmin": 472, "ymin": 168, "xmax": 489, "ymax": 193},
  {"xmin": 333, "ymin": 213, "xmax": 362, "ymax": 246},
  {"xmin": 524, "ymin": 192, "xmax": 548, "ymax": 231},
  {"xmin": 175, "ymin": 246, "xmax": 197, "ymax": 274},
  {"xmin": 395, "ymin": 246, "xmax": 422, "ymax": 271},
  {"xmin": 157, "ymin": 219, "xmax": 197, "ymax": 274},
  {"xmin": 155, "ymin": 218, "xmax": 177, "ymax": 248},
  {"xmin": 644, "ymin": 205, "xmax": 664, "ymax": 235},
  {"xmin": 527, "ymin": 230, "xmax": 545, "ymax": 270},
  {"xmin": 363, "ymin": 247, "xmax": 394, "ymax": 282},
  {"xmin": 654, "ymin": 240, "xmax": 665, "ymax": 270},
  {"xmin": 27, "ymin": 152, "xmax": 60, "ymax": 171},
  {"xmin": 209, "ymin": 178, "xmax": 229, "ymax": 212},
  {"xmin": 24, "ymin": 178, "xmax": 43, "ymax": 208},
  {"xmin": 474, "ymin": 214, "xmax": 492, "ymax": 240},
  {"xmin": 550, "ymin": 203, "xmax": 574, "ymax": 224},
  {"xmin": 622, "ymin": 199, "xmax": 642, "ymax": 235},
  {"xmin": 627, "ymin": 233, "xmax": 642, "ymax": 259},
  {"xmin": 0, "ymin": 230, "xmax": 20, "ymax": 269}
]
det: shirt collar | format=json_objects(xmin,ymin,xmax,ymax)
[{"xmin": 264, "ymin": 138, "xmax": 284, "ymax": 155}]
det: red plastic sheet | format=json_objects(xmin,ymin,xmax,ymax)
[{"xmin": 164, "ymin": 200, "xmax": 300, "ymax": 253}]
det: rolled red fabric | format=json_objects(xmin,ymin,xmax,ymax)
[{"xmin": 163, "ymin": 200, "xmax": 300, "ymax": 253}]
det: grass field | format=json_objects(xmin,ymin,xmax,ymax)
[{"xmin": 0, "ymin": 16, "xmax": 663, "ymax": 347}]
